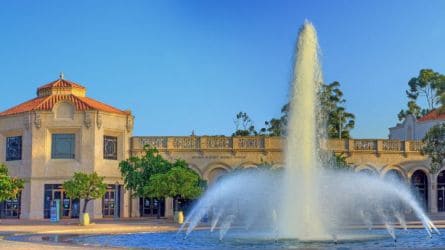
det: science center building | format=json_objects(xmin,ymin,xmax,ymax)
[{"xmin": 1, "ymin": 77, "xmax": 445, "ymax": 220}]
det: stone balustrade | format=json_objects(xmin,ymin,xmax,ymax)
[{"xmin": 131, "ymin": 136, "xmax": 424, "ymax": 154}]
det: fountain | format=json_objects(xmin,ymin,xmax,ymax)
[
  {"xmin": 65, "ymin": 21, "xmax": 444, "ymax": 249},
  {"xmin": 280, "ymin": 20, "xmax": 325, "ymax": 240},
  {"xmin": 179, "ymin": 20, "xmax": 439, "ymax": 241}
]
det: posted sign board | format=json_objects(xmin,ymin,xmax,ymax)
[{"xmin": 50, "ymin": 199, "xmax": 60, "ymax": 222}]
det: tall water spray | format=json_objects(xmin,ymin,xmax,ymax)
[
  {"xmin": 280, "ymin": 21, "xmax": 325, "ymax": 239},
  {"xmin": 181, "ymin": 20, "xmax": 439, "ymax": 242}
]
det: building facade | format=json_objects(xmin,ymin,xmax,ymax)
[
  {"xmin": 0, "ymin": 78, "xmax": 444, "ymax": 220},
  {"xmin": 389, "ymin": 111, "xmax": 445, "ymax": 140},
  {"xmin": 0, "ymin": 77, "xmax": 134, "ymax": 219}
]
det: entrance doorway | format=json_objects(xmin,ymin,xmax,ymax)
[
  {"xmin": 139, "ymin": 198, "xmax": 165, "ymax": 217},
  {"xmin": 438, "ymin": 170, "xmax": 445, "ymax": 212},
  {"xmin": 44, "ymin": 184, "xmax": 79, "ymax": 219},
  {"xmin": 102, "ymin": 184, "xmax": 121, "ymax": 218}
]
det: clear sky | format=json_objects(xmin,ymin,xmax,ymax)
[{"xmin": 0, "ymin": 0, "xmax": 444, "ymax": 138}]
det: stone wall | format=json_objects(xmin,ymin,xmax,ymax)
[
  {"xmin": 131, "ymin": 136, "xmax": 430, "ymax": 181},
  {"xmin": 132, "ymin": 136, "xmax": 445, "ymax": 213}
]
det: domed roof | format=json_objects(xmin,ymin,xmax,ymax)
[
  {"xmin": 37, "ymin": 74, "xmax": 87, "ymax": 97},
  {"xmin": 0, "ymin": 76, "xmax": 130, "ymax": 117}
]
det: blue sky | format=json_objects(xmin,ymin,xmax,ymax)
[{"xmin": 0, "ymin": 0, "xmax": 444, "ymax": 138}]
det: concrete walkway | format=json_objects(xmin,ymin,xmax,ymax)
[{"xmin": 0, "ymin": 218, "xmax": 179, "ymax": 249}]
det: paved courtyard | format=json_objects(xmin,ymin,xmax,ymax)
[{"xmin": 0, "ymin": 218, "xmax": 179, "ymax": 249}]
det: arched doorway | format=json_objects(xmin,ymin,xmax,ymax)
[
  {"xmin": 358, "ymin": 168, "xmax": 377, "ymax": 176},
  {"xmin": 437, "ymin": 170, "xmax": 445, "ymax": 212},
  {"xmin": 206, "ymin": 166, "xmax": 229, "ymax": 185},
  {"xmin": 411, "ymin": 170, "xmax": 428, "ymax": 211},
  {"xmin": 384, "ymin": 169, "xmax": 404, "ymax": 183}
]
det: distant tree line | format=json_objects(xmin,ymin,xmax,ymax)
[{"xmin": 232, "ymin": 81, "xmax": 355, "ymax": 139}]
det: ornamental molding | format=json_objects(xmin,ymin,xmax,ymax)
[
  {"xmin": 140, "ymin": 137, "xmax": 167, "ymax": 149},
  {"xmin": 96, "ymin": 112, "xmax": 103, "ymax": 129},
  {"xmin": 23, "ymin": 113, "xmax": 31, "ymax": 130},
  {"xmin": 84, "ymin": 111, "xmax": 92, "ymax": 129},
  {"xmin": 126, "ymin": 115, "xmax": 134, "ymax": 133},
  {"xmin": 33, "ymin": 111, "xmax": 41, "ymax": 129}
]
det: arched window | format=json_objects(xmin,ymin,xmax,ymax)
[
  {"xmin": 55, "ymin": 102, "xmax": 74, "ymax": 119},
  {"xmin": 207, "ymin": 167, "xmax": 229, "ymax": 185},
  {"xmin": 411, "ymin": 170, "xmax": 428, "ymax": 211},
  {"xmin": 384, "ymin": 169, "xmax": 404, "ymax": 183},
  {"xmin": 358, "ymin": 168, "xmax": 377, "ymax": 176}
]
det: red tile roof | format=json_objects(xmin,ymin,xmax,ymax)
[
  {"xmin": 417, "ymin": 109, "xmax": 445, "ymax": 122},
  {"xmin": 0, "ymin": 78, "xmax": 130, "ymax": 117},
  {"xmin": 37, "ymin": 78, "xmax": 86, "ymax": 91}
]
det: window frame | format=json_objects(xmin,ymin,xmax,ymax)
[
  {"xmin": 6, "ymin": 136, "xmax": 22, "ymax": 161},
  {"xmin": 103, "ymin": 136, "xmax": 118, "ymax": 160},
  {"xmin": 51, "ymin": 134, "xmax": 75, "ymax": 159}
]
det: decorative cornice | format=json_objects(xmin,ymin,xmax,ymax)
[{"xmin": 131, "ymin": 136, "xmax": 424, "ymax": 155}]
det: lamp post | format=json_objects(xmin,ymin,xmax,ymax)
[{"xmin": 114, "ymin": 182, "xmax": 119, "ymax": 220}]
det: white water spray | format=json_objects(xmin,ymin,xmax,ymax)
[
  {"xmin": 279, "ymin": 20, "xmax": 325, "ymax": 239},
  {"xmin": 180, "ymin": 21, "xmax": 439, "ymax": 242}
]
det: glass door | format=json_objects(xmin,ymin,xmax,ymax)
[
  {"xmin": 102, "ymin": 184, "xmax": 120, "ymax": 218},
  {"xmin": 139, "ymin": 198, "xmax": 165, "ymax": 217},
  {"xmin": 44, "ymin": 184, "xmax": 79, "ymax": 219},
  {"xmin": 53, "ymin": 190, "xmax": 71, "ymax": 219},
  {"xmin": 102, "ymin": 189, "xmax": 116, "ymax": 217}
]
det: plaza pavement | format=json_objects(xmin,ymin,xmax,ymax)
[
  {"xmin": 1, "ymin": 216, "xmax": 445, "ymax": 249},
  {"xmin": 0, "ymin": 218, "xmax": 179, "ymax": 249}
]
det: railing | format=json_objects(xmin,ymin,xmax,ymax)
[{"xmin": 131, "ymin": 136, "xmax": 423, "ymax": 154}]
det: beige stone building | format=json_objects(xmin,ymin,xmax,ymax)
[
  {"xmin": 0, "ymin": 78, "xmax": 444, "ymax": 220},
  {"xmin": 0, "ymin": 77, "xmax": 134, "ymax": 219}
]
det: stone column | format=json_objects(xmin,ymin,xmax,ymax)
[
  {"xmin": 93, "ymin": 199, "xmax": 103, "ymax": 219},
  {"xmin": 430, "ymin": 174, "xmax": 438, "ymax": 213},
  {"xmin": 132, "ymin": 196, "xmax": 140, "ymax": 217},
  {"xmin": 122, "ymin": 187, "xmax": 130, "ymax": 218},
  {"xmin": 24, "ymin": 180, "xmax": 44, "ymax": 219},
  {"xmin": 376, "ymin": 140, "xmax": 383, "ymax": 155},
  {"xmin": 165, "ymin": 197, "xmax": 174, "ymax": 218}
]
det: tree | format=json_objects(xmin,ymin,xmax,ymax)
[
  {"xmin": 399, "ymin": 69, "xmax": 445, "ymax": 121},
  {"xmin": 119, "ymin": 146, "xmax": 172, "ymax": 198},
  {"xmin": 320, "ymin": 81, "xmax": 355, "ymax": 139},
  {"xmin": 233, "ymin": 112, "xmax": 258, "ymax": 136},
  {"xmin": 0, "ymin": 164, "xmax": 24, "ymax": 202},
  {"xmin": 397, "ymin": 100, "xmax": 426, "ymax": 121},
  {"xmin": 146, "ymin": 166, "xmax": 204, "ymax": 212},
  {"xmin": 407, "ymin": 69, "xmax": 445, "ymax": 110},
  {"xmin": 421, "ymin": 124, "xmax": 445, "ymax": 173},
  {"xmin": 119, "ymin": 146, "xmax": 206, "ymax": 218},
  {"xmin": 63, "ymin": 172, "xmax": 107, "ymax": 214},
  {"xmin": 260, "ymin": 81, "xmax": 355, "ymax": 138},
  {"xmin": 260, "ymin": 104, "xmax": 289, "ymax": 136},
  {"xmin": 330, "ymin": 152, "xmax": 352, "ymax": 170}
]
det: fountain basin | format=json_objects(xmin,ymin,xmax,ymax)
[{"xmin": 64, "ymin": 228, "xmax": 444, "ymax": 249}]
